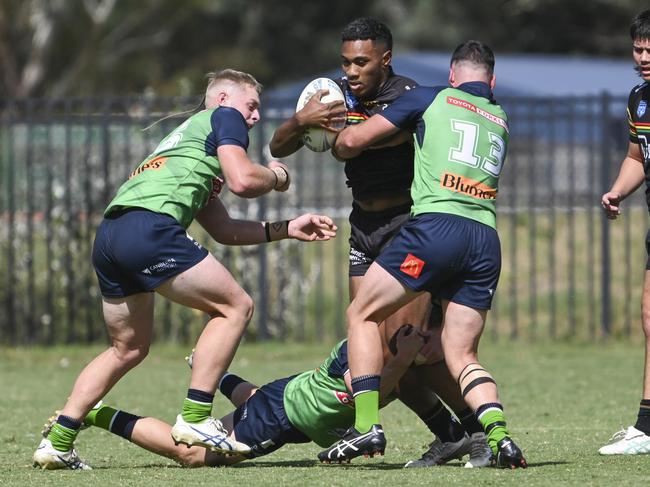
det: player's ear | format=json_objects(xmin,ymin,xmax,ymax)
[
  {"xmin": 448, "ymin": 67, "xmax": 455, "ymax": 86},
  {"xmin": 489, "ymin": 74, "xmax": 496, "ymax": 90},
  {"xmin": 382, "ymin": 49, "xmax": 392, "ymax": 68}
]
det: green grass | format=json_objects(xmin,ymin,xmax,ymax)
[{"xmin": 1, "ymin": 341, "xmax": 649, "ymax": 486}]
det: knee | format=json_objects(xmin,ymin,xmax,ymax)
[
  {"xmin": 175, "ymin": 448, "xmax": 205, "ymax": 468},
  {"xmin": 112, "ymin": 343, "xmax": 150, "ymax": 368},
  {"xmin": 235, "ymin": 292, "xmax": 254, "ymax": 325}
]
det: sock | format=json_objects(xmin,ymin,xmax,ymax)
[
  {"xmin": 458, "ymin": 407, "xmax": 484, "ymax": 435},
  {"xmin": 351, "ymin": 375, "xmax": 380, "ymax": 433},
  {"xmin": 476, "ymin": 402, "xmax": 510, "ymax": 454},
  {"xmin": 219, "ymin": 373, "xmax": 246, "ymax": 400},
  {"xmin": 418, "ymin": 402, "xmax": 466, "ymax": 443},
  {"xmin": 181, "ymin": 388, "xmax": 214, "ymax": 423},
  {"xmin": 47, "ymin": 415, "xmax": 81, "ymax": 452},
  {"xmin": 84, "ymin": 404, "xmax": 142, "ymax": 440},
  {"xmin": 634, "ymin": 399, "xmax": 650, "ymax": 435}
]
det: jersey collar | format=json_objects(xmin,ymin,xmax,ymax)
[{"xmin": 457, "ymin": 81, "xmax": 494, "ymax": 102}]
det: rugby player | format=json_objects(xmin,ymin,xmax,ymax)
[
  {"xmin": 270, "ymin": 17, "xmax": 491, "ymax": 469},
  {"xmin": 600, "ymin": 8, "xmax": 650, "ymax": 456},
  {"xmin": 319, "ymin": 40, "xmax": 527, "ymax": 469}
]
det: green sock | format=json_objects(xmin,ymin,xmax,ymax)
[
  {"xmin": 478, "ymin": 409, "xmax": 510, "ymax": 454},
  {"xmin": 84, "ymin": 404, "xmax": 119, "ymax": 430},
  {"xmin": 354, "ymin": 391, "xmax": 380, "ymax": 433},
  {"xmin": 47, "ymin": 423, "xmax": 78, "ymax": 452},
  {"xmin": 181, "ymin": 398, "xmax": 212, "ymax": 423}
]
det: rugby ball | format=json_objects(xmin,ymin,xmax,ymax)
[{"xmin": 295, "ymin": 78, "xmax": 346, "ymax": 152}]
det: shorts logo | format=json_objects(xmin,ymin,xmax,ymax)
[
  {"xmin": 333, "ymin": 390, "xmax": 355, "ymax": 408},
  {"xmin": 638, "ymin": 100, "xmax": 647, "ymax": 117},
  {"xmin": 400, "ymin": 253, "xmax": 425, "ymax": 279},
  {"xmin": 141, "ymin": 257, "xmax": 177, "ymax": 275},
  {"xmin": 441, "ymin": 172, "xmax": 497, "ymax": 200}
]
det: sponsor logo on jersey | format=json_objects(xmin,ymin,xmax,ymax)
[
  {"xmin": 446, "ymin": 96, "xmax": 509, "ymax": 133},
  {"xmin": 129, "ymin": 155, "xmax": 167, "ymax": 179},
  {"xmin": 400, "ymin": 253, "xmax": 425, "ymax": 279},
  {"xmin": 332, "ymin": 390, "xmax": 355, "ymax": 408},
  {"xmin": 441, "ymin": 172, "xmax": 497, "ymax": 200},
  {"xmin": 638, "ymin": 100, "xmax": 648, "ymax": 117}
]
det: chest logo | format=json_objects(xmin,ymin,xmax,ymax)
[{"xmin": 638, "ymin": 100, "xmax": 647, "ymax": 118}]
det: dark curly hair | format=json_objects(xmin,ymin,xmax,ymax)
[{"xmin": 341, "ymin": 17, "xmax": 392, "ymax": 50}]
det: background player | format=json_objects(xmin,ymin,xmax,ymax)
[
  {"xmin": 33, "ymin": 69, "xmax": 337, "ymax": 470},
  {"xmin": 318, "ymin": 40, "xmax": 527, "ymax": 469},
  {"xmin": 600, "ymin": 8, "xmax": 650, "ymax": 455},
  {"xmin": 270, "ymin": 17, "xmax": 491, "ymax": 469}
]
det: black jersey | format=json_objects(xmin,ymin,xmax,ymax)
[
  {"xmin": 336, "ymin": 71, "xmax": 418, "ymax": 201},
  {"xmin": 627, "ymin": 81, "xmax": 650, "ymax": 209}
]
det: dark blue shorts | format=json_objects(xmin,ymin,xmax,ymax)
[
  {"xmin": 233, "ymin": 376, "xmax": 310, "ymax": 458},
  {"xmin": 348, "ymin": 202, "xmax": 411, "ymax": 277},
  {"xmin": 376, "ymin": 213, "xmax": 501, "ymax": 310},
  {"xmin": 92, "ymin": 208, "xmax": 209, "ymax": 298}
]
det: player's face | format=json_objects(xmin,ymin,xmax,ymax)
[
  {"xmin": 223, "ymin": 85, "xmax": 261, "ymax": 129},
  {"xmin": 340, "ymin": 39, "xmax": 391, "ymax": 99},
  {"xmin": 633, "ymin": 38, "xmax": 650, "ymax": 81}
]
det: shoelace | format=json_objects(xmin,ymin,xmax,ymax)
[
  {"xmin": 469, "ymin": 436, "xmax": 489, "ymax": 458},
  {"xmin": 206, "ymin": 417, "xmax": 227, "ymax": 435},
  {"xmin": 607, "ymin": 428, "xmax": 627, "ymax": 443},
  {"xmin": 421, "ymin": 440, "xmax": 445, "ymax": 460}
]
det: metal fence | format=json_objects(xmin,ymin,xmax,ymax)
[{"xmin": 0, "ymin": 93, "xmax": 645, "ymax": 345}]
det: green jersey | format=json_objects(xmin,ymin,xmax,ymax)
[
  {"xmin": 283, "ymin": 340, "xmax": 355, "ymax": 447},
  {"xmin": 105, "ymin": 107, "xmax": 250, "ymax": 228},
  {"xmin": 381, "ymin": 82, "xmax": 509, "ymax": 228}
]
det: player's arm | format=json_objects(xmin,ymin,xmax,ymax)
[
  {"xmin": 333, "ymin": 114, "xmax": 400, "ymax": 159},
  {"xmin": 218, "ymin": 145, "xmax": 290, "ymax": 197},
  {"xmin": 601, "ymin": 141, "xmax": 645, "ymax": 219},
  {"xmin": 269, "ymin": 90, "xmax": 346, "ymax": 158},
  {"xmin": 195, "ymin": 196, "xmax": 336, "ymax": 245}
]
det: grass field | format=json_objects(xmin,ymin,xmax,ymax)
[{"xmin": 1, "ymin": 340, "xmax": 649, "ymax": 486}]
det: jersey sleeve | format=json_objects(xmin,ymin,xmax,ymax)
[
  {"xmin": 628, "ymin": 91, "xmax": 639, "ymax": 144},
  {"xmin": 380, "ymin": 86, "xmax": 442, "ymax": 131},
  {"xmin": 326, "ymin": 341, "xmax": 350, "ymax": 378},
  {"xmin": 207, "ymin": 107, "xmax": 250, "ymax": 153}
]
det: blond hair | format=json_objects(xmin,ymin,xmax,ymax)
[{"xmin": 206, "ymin": 69, "xmax": 263, "ymax": 95}]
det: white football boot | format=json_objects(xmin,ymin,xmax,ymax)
[
  {"xmin": 33, "ymin": 438, "xmax": 92, "ymax": 470},
  {"xmin": 404, "ymin": 435, "xmax": 471, "ymax": 467},
  {"xmin": 598, "ymin": 426, "xmax": 650, "ymax": 455},
  {"xmin": 171, "ymin": 414, "xmax": 251, "ymax": 455}
]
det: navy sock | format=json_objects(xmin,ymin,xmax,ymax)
[
  {"xmin": 458, "ymin": 407, "xmax": 484, "ymax": 435},
  {"xmin": 419, "ymin": 402, "xmax": 466, "ymax": 443},
  {"xmin": 634, "ymin": 399, "xmax": 650, "ymax": 435}
]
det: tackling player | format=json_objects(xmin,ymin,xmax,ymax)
[
  {"xmin": 33, "ymin": 69, "xmax": 338, "ymax": 470},
  {"xmin": 319, "ymin": 40, "xmax": 527, "ymax": 469},
  {"xmin": 270, "ymin": 17, "xmax": 491, "ymax": 469},
  {"xmin": 39, "ymin": 326, "xmax": 427, "ymax": 467},
  {"xmin": 600, "ymin": 9, "xmax": 650, "ymax": 455}
]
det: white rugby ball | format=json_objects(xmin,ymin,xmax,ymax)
[{"xmin": 295, "ymin": 77, "xmax": 346, "ymax": 152}]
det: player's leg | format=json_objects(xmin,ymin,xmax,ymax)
[
  {"xmin": 318, "ymin": 263, "xmax": 419, "ymax": 462},
  {"xmin": 156, "ymin": 253, "xmax": 254, "ymax": 454},
  {"xmin": 599, "ymin": 268, "xmax": 650, "ymax": 455},
  {"xmin": 441, "ymin": 300, "xmax": 526, "ymax": 468},
  {"xmin": 34, "ymin": 293, "xmax": 155, "ymax": 470}
]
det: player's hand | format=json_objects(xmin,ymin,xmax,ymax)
[
  {"xmin": 601, "ymin": 191, "xmax": 622, "ymax": 220},
  {"xmin": 394, "ymin": 325, "xmax": 426, "ymax": 366},
  {"xmin": 414, "ymin": 329, "xmax": 444, "ymax": 365},
  {"xmin": 288, "ymin": 214, "xmax": 337, "ymax": 241},
  {"xmin": 296, "ymin": 89, "xmax": 347, "ymax": 133},
  {"xmin": 268, "ymin": 160, "xmax": 291, "ymax": 192}
]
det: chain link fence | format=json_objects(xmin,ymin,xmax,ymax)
[{"xmin": 0, "ymin": 93, "xmax": 644, "ymax": 345}]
